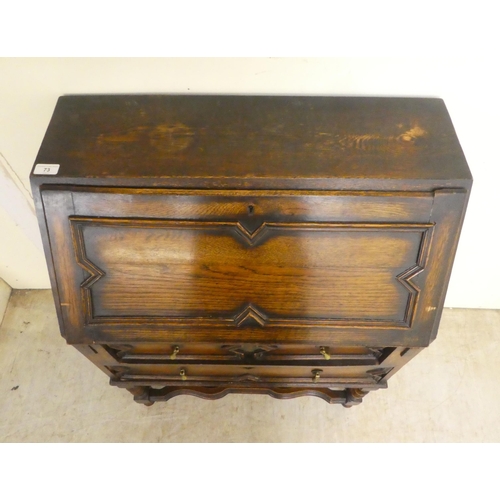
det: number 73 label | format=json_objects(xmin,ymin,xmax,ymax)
[{"xmin": 34, "ymin": 164, "xmax": 60, "ymax": 175}]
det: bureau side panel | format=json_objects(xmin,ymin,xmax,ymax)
[{"xmin": 415, "ymin": 188, "xmax": 470, "ymax": 342}]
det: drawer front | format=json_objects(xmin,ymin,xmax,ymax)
[
  {"xmin": 42, "ymin": 187, "xmax": 467, "ymax": 347},
  {"xmin": 103, "ymin": 342, "xmax": 389, "ymax": 364},
  {"xmin": 108, "ymin": 362, "xmax": 387, "ymax": 389}
]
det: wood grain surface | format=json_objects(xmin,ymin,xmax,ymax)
[
  {"xmin": 31, "ymin": 95, "xmax": 472, "ymax": 405},
  {"xmin": 32, "ymin": 95, "xmax": 472, "ymax": 190}
]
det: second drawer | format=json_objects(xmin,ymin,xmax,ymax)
[{"xmin": 107, "ymin": 362, "xmax": 389, "ymax": 388}]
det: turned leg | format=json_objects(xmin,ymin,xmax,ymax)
[
  {"xmin": 342, "ymin": 388, "xmax": 369, "ymax": 408},
  {"xmin": 126, "ymin": 386, "xmax": 154, "ymax": 406}
]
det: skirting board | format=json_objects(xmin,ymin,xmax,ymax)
[{"xmin": 0, "ymin": 278, "xmax": 12, "ymax": 328}]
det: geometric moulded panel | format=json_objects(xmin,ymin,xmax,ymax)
[{"xmin": 70, "ymin": 218, "xmax": 433, "ymax": 329}]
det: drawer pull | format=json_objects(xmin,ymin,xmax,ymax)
[
  {"xmin": 170, "ymin": 346, "xmax": 180, "ymax": 360},
  {"xmin": 180, "ymin": 369, "xmax": 187, "ymax": 381},
  {"xmin": 312, "ymin": 369, "xmax": 323, "ymax": 383},
  {"xmin": 319, "ymin": 346, "xmax": 331, "ymax": 360}
]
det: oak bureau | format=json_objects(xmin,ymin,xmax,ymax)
[{"xmin": 30, "ymin": 95, "xmax": 472, "ymax": 406}]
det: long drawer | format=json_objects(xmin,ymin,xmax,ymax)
[
  {"xmin": 106, "ymin": 362, "xmax": 390, "ymax": 389},
  {"xmin": 102, "ymin": 342, "xmax": 392, "ymax": 364}
]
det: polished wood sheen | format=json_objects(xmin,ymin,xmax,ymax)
[{"xmin": 31, "ymin": 95, "xmax": 472, "ymax": 406}]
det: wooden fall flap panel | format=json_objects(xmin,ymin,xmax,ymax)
[{"xmin": 41, "ymin": 186, "xmax": 466, "ymax": 348}]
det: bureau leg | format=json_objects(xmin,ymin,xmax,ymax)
[
  {"xmin": 126, "ymin": 386, "xmax": 154, "ymax": 406},
  {"xmin": 342, "ymin": 388, "xmax": 369, "ymax": 408}
]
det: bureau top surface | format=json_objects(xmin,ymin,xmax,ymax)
[{"xmin": 31, "ymin": 94, "xmax": 471, "ymax": 190}]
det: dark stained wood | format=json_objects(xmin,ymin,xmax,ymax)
[
  {"xmin": 31, "ymin": 95, "xmax": 471, "ymax": 191},
  {"xmin": 343, "ymin": 389, "xmax": 370, "ymax": 408},
  {"xmin": 124, "ymin": 385, "xmax": 353, "ymax": 405},
  {"xmin": 110, "ymin": 362, "xmax": 387, "ymax": 386},
  {"xmin": 101, "ymin": 342, "xmax": 386, "ymax": 363},
  {"xmin": 72, "ymin": 217, "xmax": 428, "ymax": 323},
  {"xmin": 31, "ymin": 95, "xmax": 472, "ymax": 406},
  {"xmin": 69, "ymin": 188, "xmax": 436, "ymax": 223}
]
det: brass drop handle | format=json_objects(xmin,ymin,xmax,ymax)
[
  {"xmin": 312, "ymin": 369, "xmax": 323, "ymax": 383},
  {"xmin": 180, "ymin": 369, "xmax": 187, "ymax": 381},
  {"xmin": 319, "ymin": 346, "xmax": 331, "ymax": 360},
  {"xmin": 170, "ymin": 346, "xmax": 180, "ymax": 360}
]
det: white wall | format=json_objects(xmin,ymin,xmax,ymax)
[{"xmin": 0, "ymin": 58, "xmax": 497, "ymax": 308}]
